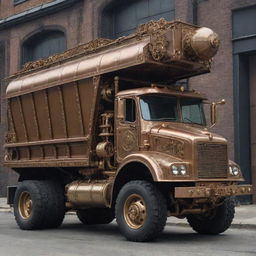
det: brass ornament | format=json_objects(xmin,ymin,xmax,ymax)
[
  {"xmin": 5, "ymin": 132, "xmax": 16, "ymax": 143},
  {"xmin": 148, "ymin": 35, "xmax": 169, "ymax": 61},
  {"xmin": 122, "ymin": 130, "xmax": 136, "ymax": 152},
  {"xmin": 154, "ymin": 137, "xmax": 185, "ymax": 159},
  {"xmin": 136, "ymin": 18, "xmax": 173, "ymax": 37},
  {"xmin": 183, "ymin": 27, "xmax": 220, "ymax": 62},
  {"xmin": 19, "ymin": 38, "xmax": 113, "ymax": 74},
  {"xmin": 4, "ymin": 151, "xmax": 12, "ymax": 161}
]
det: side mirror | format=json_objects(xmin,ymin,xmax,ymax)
[
  {"xmin": 210, "ymin": 99, "xmax": 225, "ymax": 126},
  {"xmin": 117, "ymin": 98, "xmax": 125, "ymax": 120}
]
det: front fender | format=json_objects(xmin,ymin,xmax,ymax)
[{"xmin": 117, "ymin": 151, "xmax": 185, "ymax": 181}]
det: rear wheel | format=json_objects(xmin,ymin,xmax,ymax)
[
  {"xmin": 77, "ymin": 208, "xmax": 114, "ymax": 225},
  {"xmin": 14, "ymin": 180, "xmax": 65, "ymax": 230},
  {"xmin": 115, "ymin": 180, "xmax": 167, "ymax": 242},
  {"xmin": 187, "ymin": 197, "xmax": 235, "ymax": 234}
]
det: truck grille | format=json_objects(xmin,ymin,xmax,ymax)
[{"xmin": 197, "ymin": 143, "xmax": 228, "ymax": 178}]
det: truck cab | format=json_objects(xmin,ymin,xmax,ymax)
[{"xmin": 116, "ymin": 85, "xmax": 233, "ymax": 181}]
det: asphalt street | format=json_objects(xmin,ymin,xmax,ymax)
[{"xmin": 0, "ymin": 212, "xmax": 255, "ymax": 256}]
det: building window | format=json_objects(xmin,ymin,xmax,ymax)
[
  {"xmin": 13, "ymin": 0, "xmax": 27, "ymax": 5},
  {"xmin": 22, "ymin": 30, "xmax": 66, "ymax": 65},
  {"xmin": 102, "ymin": 0, "xmax": 175, "ymax": 38}
]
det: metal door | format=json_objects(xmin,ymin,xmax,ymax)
[{"xmin": 116, "ymin": 98, "xmax": 139, "ymax": 161}]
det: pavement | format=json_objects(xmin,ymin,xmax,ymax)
[{"xmin": 1, "ymin": 197, "xmax": 255, "ymax": 229}]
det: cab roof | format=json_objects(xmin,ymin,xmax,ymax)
[{"xmin": 116, "ymin": 85, "xmax": 207, "ymax": 100}]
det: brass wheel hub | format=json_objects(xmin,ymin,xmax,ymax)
[
  {"xmin": 18, "ymin": 191, "xmax": 33, "ymax": 219},
  {"xmin": 124, "ymin": 194, "xmax": 146, "ymax": 229}
]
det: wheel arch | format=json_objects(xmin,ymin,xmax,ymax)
[{"xmin": 110, "ymin": 154, "xmax": 163, "ymax": 207}]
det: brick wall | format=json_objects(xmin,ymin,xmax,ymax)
[
  {"xmin": 176, "ymin": 0, "xmax": 256, "ymax": 162},
  {"xmin": 0, "ymin": 0, "xmax": 54, "ymax": 19}
]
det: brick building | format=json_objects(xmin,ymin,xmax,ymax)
[{"xmin": 0, "ymin": 0, "xmax": 255, "ymax": 203}]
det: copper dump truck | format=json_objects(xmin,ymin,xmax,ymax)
[{"xmin": 5, "ymin": 19, "xmax": 252, "ymax": 242}]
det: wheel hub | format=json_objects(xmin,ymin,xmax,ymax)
[
  {"xmin": 124, "ymin": 194, "xmax": 146, "ymax": 229},
  {"xmin": 18, "ymin": 191, "xmax": 33, "ymax": 219}
]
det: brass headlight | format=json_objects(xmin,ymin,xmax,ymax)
[{"xmin": 171, "ymin": 165, "xmax": 187, "ymax": 176}]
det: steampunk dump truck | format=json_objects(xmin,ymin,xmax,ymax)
[{"xmin": 5, "ymin": 19, "xmax": 252, "ymax": 242}]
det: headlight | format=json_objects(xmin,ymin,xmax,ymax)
[
  {"xmin": 229, "ymin": 166, "xmax": 240, "ymax": 176},
  {"xmin": 172, "ymin": 165, "xmax": 179, "ymax": 175},
  {"xmin": 180, "ymin": 165, "xmax": 187, "ymax": 175},
  {"xmin": 171, "ymin": 165, "xmax": 187, "ymax": 176}
]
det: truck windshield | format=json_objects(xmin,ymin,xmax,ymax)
[
  {"xmin": 140, "ymin": 95, "xmax": 178, "ymax": 121},
  {"xmin": 140, "ymin": 95, "xmax": 206, "ymax": 125}
]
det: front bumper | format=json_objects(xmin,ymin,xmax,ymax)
[{"xmin": 175, "ymin": 184, "xmax": 252, "ymax": 198}]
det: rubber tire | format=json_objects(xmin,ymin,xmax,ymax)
[
  {"xmin": 187, "ymin": 197, "xmax": 235, "ymax": 234},
  {"xmin": 115, "ymin": 180, "xmax": 167, "ymax": 242},
  {"xmin": 13, "ymin": 180, "xmax": 65, "ymax": 230},
  {"xmin": 77, "ymin": 208, "xmax": 114, "ymax": 225}
]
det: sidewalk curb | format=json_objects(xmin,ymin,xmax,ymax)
[
  {"xmin": 0, "ymin": 208, "xmax": 12, "ymax": 213},
  {"xmin": 166, "ymin": 222, "xmax": 256, "ymax": 230}
]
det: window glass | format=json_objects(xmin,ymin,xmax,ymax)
[
  {"xmin": 22, "ymin": 30, "xmax": 66, "ymax": 65},
  {"xmin": 140, "ymin": 95, "xmax": 178, "ymax": 121},
  {"xmin": 102, "ymin": 0, "xmax": 175, "ymax": 39},
  {"xmin": 181, "ymin": 98, "xmax": 206, "ymax": 125},
  {"xmin": 125, "ymin": 98, "xmax": 136, "ymax": 122}
]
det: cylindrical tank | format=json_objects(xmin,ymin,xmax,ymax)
[
  {"xmin": 189, "ymin": 27, "xmax": 220, "ymax": 60},
  {"xmin": 66, "ymin": 181, "xmax": 113, "ymax": 208}
]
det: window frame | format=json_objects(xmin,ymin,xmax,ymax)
[
  {"xmin": 123, "ymin": 98, "xmax": 137, "ymax": 123},
  {"xmin": 21, "ymin": 29, "xmax": 66, "ymax": 66},
  {"xmin": 13, "ymin": 0, "xmax": 27, "ymax": 6},
  {"xmin": 139, "ymin": 94, "xmax": 180, "ymax": 122},
  {"xmin": 138, "ymin": 94, "xmax": 206, "ymax": 126}
]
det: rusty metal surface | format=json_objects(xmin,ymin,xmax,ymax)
[{"xmin": 175, "ymin": 184, "xmax": 253, "ymax": 198}]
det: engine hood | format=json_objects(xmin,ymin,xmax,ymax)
[
  {"xmin": 149, "ymin": 122, "xmax": 227, "ymax": 143},
  {"xmin": 147, "ymin": 122, "xmax": 227, "ymax": 161}
]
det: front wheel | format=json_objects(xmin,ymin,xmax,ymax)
[
  {"xmin": 115, "ymin": 180, "xmax": 167, "ymax": 242},
  {"xmin": 187, "ymin": 197, "xmax": 235, "ymax": 234}
]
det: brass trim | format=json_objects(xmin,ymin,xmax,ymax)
[
  {"xmin": 175, "ymin": 185, "xmax": 253, "ymax": 198},
  {"xmin": 4, "ymin": 158, "xmax": 89, "ymax": 168},
  {"xmin": 5, "ymin": 136, "xmax": 89, "ymax": 148},
  {"xmin": 58, "ymin": 86, "xmax": 68, "ymax": 138},
  {"xmin": 17, "ymin": 96, "xmax": 28, "ymax": 141},
  {"xmin": 74, "ymin": 82, "xmax": 85, "ymax": 135}
]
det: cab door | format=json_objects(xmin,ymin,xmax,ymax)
[{"xmin": 116, "ymin": 97, "xmax": 139, "ymax": 162}]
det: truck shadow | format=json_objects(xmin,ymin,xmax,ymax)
[{"xmin": 60, "ymin": 220, "xmax": 227, "ymax": 244}]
